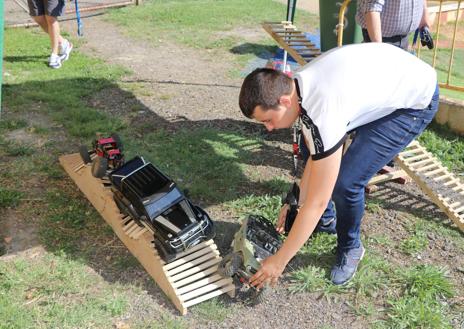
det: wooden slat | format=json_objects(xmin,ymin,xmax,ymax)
[
  {"xmin": 171, "ymin": 266, "xmax": 219, "ymax": 289},
  {"xmin": 403, "ymin": 153, "xmax": 428, "ymax": 163},
  {"xmin": 170, "ymin": 257, "xmax": 222, "ymax": 282},
  {"xmin": 179, "ymin": 278, "xmax": 233, "ymax": 302},
  {"xmin": 59, "ymin": 153, "xmax": 235, "ymax": 315},
  {"xmin": 395, "ymin": 142, "xmax": 464, "ymax": 232},
  {"xmin": 164, "ymin": 244, "xmax": 218, "ymax": 271},
  {"xmin": 262, "ymin": 22, "xmax": 320, "ymax": 66},
  {"xmin": 167, "ymin": 250, "xmax": 220, "ymax": 276},
  {"xmin": 424, "ymin": 167, "xmax": 446, "ymax": 177},
  {"xmin": 409, "ymin": 158, "xmax": 435, "ymax": 168},
  {"xmin": 176, "ymin": 274, "xmax": 224, "ymax": 295},
  {"xmin": 183, "ymin": 285, "xmax": 236, "ymax": 308}
]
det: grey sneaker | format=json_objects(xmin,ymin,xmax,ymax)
[
  {"xmin": 48, "ymin": 53, "xmax": 62, "ymax": 69},
  {"xmin": 330, "ymin": 242, "xmax": 365, "ymax": 285},
  {"xmin": 59, "ymin": 39, "xmax": 73, "ymax": 61}
]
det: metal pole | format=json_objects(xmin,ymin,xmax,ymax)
[
  {"xmin": 283, "ymin": 0, "xmax": 297, "ymax": 73},
  {"xmin": 0, "ymin": 0, "xmax": 4, "ymax": 117}
]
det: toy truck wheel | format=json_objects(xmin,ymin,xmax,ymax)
[
  {"xmin": 91, "ymin": 156, "xmax": 108, "ymax": 178},
  {"xmin": 113, "ymin": 195, "xmax": 128, "ymax": 216},
  {"xmin": 218, "ymin": 252, "xmax": 242, "ymax": 277},
  {"xmin": 111, "ymin": 133, "xmax": 123, "ymax": 151},
  {"xmin": 79, "ymin": 145, "xmax": 91, "ymax": 164},
  {"xmin": 154, "ymin": 239, "xmax": 176, "ymax": 263}
]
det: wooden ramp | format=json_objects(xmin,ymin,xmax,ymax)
[
  {"xmin": 59, "ymin": 153, "xmax": 235, "ymax": 315},
  {"xmin": 262, "ymin": 21, "xmax": 321, "ymax": 66},
  {"xmin": 395, "ymin": 141, "xmax": 464, "ymax": 232}
]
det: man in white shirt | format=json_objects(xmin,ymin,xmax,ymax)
[{"xmin": 239, "ymin": 43, "xmax": 438, "ymax": 286}]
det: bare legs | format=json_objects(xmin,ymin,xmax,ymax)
[{"xmin": 32, "ymin": 15, "xmax": 64, "ymax": 55}]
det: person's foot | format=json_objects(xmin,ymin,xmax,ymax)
[
  {"xmin": 314, "ymin": 216, "xmax": 336, "ymax": 234},
  {"xmin": 59, "ymin": 39, "xmax": 73, "ymax": 62},
  {"xmin": 49, "ymin": 53, "xmax": 62, "ymax": 69},
  {"xmin": 330, "ymin": 242, "xmax": 365, "ymax": 285}
]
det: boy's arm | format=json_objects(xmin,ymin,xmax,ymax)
[{"xmin": 250, "ymin": 145, "xmax": 343, "ymax": 288}]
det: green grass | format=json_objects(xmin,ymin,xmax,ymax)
[
  {"xmin": 0, "ymin": 188, "xmax": 24, "ymax": 208},
  {"xmin": 400, "ymin": 222, "xmax": 429, "ymax": 256},
  {"xmin": 289, "ymin": 265, "xmax": 328, "ymax": 293},
  {"xmin": 191, "ymin": 299, "xmax": 230, "ymax": 323},
  {"xmin": 226, "ymin": 194, "xmax": 282, "ymax": 223},
  {"xmin": 124, "ymin": 128, "xmax": 265, "ymax": 202},
  {"xmin": 419, "ymin": 122, "xmax": 464, "ymax": 173},
  {"xmin": 0, "ymin": 254, "xmax": 129, "ymax": 329},
  {"xmin": 420, "ymin": 47, "xmax": 464, "ymax": 100},
  {"xmin": 3, "ymin": 28, "xmax": 127, "ymax": 139},
  {"xmin": 107, "ymin": 0, "xmax": 317, "ymax": 49}
]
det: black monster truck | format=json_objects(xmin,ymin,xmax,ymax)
[{"xmin": 109, "ymin": 156, "xmax": 215, "ymax": 262}]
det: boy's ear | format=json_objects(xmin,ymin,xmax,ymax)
[{"xmin": 278, "ymin": 94, "xmax": 292, "ymax": 108}]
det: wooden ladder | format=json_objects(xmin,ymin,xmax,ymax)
[
  {"xmin": 262, "ymin": 21, "xmax": 321, "ymax": 66},
  {"xmin": 395, "ymin": 141, "xmax": 464, "ymax": 232},
  {"xmin": 59, "ymin": 153, "xmax": 235, "ymax": 315}
]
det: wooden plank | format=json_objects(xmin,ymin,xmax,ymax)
[
  {"xmin": 444, "ymin": 178, "xmax": 460, "ymax": 187},
  {"xmin": 415, "ymin": 163, "xmax": 439, "ymax": 173},
  {"xmin": 59, "ymin": 153, "xmax": 234, "ymax": 315},
  {"xmin": 368, "ymin": 169, "xmax": 407, "ymax": 185},
  {"xmin": 172, "ymin": 266, "xmax": 219, "ymax": 289},
  {"xmin": 424, "ymin": 167, "xmax": 446, "ymax": 177},
  {"xmin": 179, "ymin": 278, "xmax": 233, "ymax": 302},
  {"xmin": 409, "ymin": 158, "xmax": 435, "ymax": 168},
  {"xmin": 167, "ymin": 250, "xmax": 220, "ymax": 276},
  {"xmin": 164, "ymin": 244, "xmax": 218, "ymax": 271},
  {"xmin": 170, "ymin": 240, "xmax": 215, "ymax": 260},
  {"xmin": 402, "ymin": 153, "xmax": 428, "ymax": 163},
  {"xmin": 434, "ymin": 173, "xmax": 454, "ymax": 182},
  {"xmin": 183, "ymin": 285, "xmax": 236, "ymax": 308},
  {"xmin": 176, "ymin": 274, "xmax": 224, "ymax": 295},
  {"xmin": 170, "ymin": 257, "xmax": 222, "ymax": 282},
  {"xmin": 395, "ymin": 143, "xmax": 464, "ymax": 232},
  {"xmin": 262, "ymin": 22, "xmax": 320, "ymax": 66},
  {"xmin": 454, "ymin": 205, "xmax": 464, "ymax": 213}
]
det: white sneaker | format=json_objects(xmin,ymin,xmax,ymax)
[
  {"xmin": 49, "ymin": 53, "xmax": 62, "ymax": 69},
  {"xmin": 59, "ymin": 39, "xmax": 73, "ymax": 61}
]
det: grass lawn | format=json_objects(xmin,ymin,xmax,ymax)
[{"xmin": 1, "ymin": 1, "xmax": 464, "ymax": 327}]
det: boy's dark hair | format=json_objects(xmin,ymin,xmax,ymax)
[{"xmin": 239, "ymin": 68, "xmax": 293, "ymax": 118}]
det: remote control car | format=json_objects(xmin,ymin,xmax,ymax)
[
  {"xmin": 79, "ymin": 133, "xmax": 124, "ymax": 178},
  {"xmin": 109, "ymin": 156, "xmax": 215, "ymax": 262},
  {"xmin": 218, "ymin": 214, "xmax": 282, "ymax": 304}
]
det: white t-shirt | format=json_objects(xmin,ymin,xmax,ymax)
[{"xmin": 294, "ymin": 42, "xmax": 437, "ymax": 160}]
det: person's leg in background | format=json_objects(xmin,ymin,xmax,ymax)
[
  {"xmin": 27, "ymin": 0, "xmax": 72, "ymax": 68},
  {"xmin": 330, "ymin": 85, "xmax": 440, "ymax": 285}
]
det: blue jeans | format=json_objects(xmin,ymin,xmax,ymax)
[
  {"xmin": 300, "ymin": 85, "xmax": 439, "ymax": 248},
  {"xmin": 334, "ymin": 85, "xmax": 439, "ymax": 250}
]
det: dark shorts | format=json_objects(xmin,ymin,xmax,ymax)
[{"xmin": 27, "ymin": 0, "xmax": 65, "ymax": 17}]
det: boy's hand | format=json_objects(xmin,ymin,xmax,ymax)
[
  {"xmin": 249, "ymin": 254, "xmax": 287, "ymax": 289},
  {"xmin": 276, "ymin": 204, "xmax": 289, "ymax": 234}
]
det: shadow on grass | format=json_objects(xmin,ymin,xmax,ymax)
[
  {"xmin": 368, "ymin": 182, "xmax": 463, "ymax": 235},
  {"xmin": 3, "ymin": 55, "xmax": 48, "ymax": 63},
  {"xmin": 3, "ymin": 76, "xmax": 296, "ymax": 311},
  {"xmin": 229, "ymin": 43, "xmax": 278, "ymax": 59}
]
